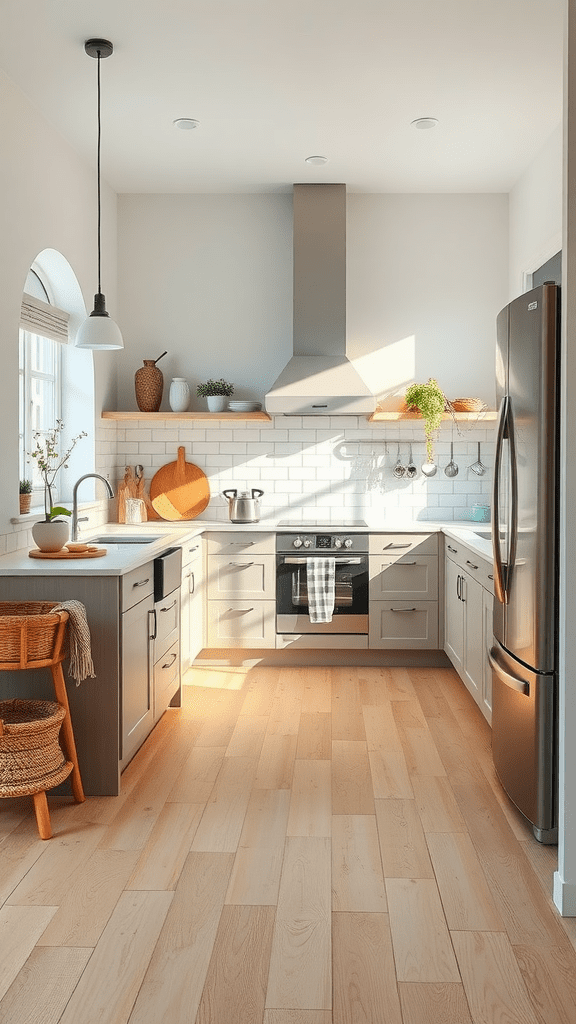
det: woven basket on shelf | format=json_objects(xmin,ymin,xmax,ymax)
[
  {"xmin": 451, "ymin": 398, "xmax": 486, "ymax": 412},
  {"xmin": 0, "ymin": 699, "xmax": 73, "ymax": 798},
  {"xmin": 0, "ymin": 602, "xmax": 68, "ymax": 667}
]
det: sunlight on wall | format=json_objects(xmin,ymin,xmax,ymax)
[{"xmin": 352, "ymin": 336, "xmax": 416, "ymax": 402}]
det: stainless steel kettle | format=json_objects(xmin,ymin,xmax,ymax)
[{"xmin": 222, "ymin": 488, "xmax": 264, "ymax": 523}]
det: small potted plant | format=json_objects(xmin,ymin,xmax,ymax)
[
  {"xmin": 196, "ymin": 377, "xmax": 235, "ymax": 412},
  {"xmin": 19, "ymin": 479, "xmax": 33, "ymax": 514},
  {"xmin": 27, "ymin": 420, "xmax": 87, "ymax": 551}
]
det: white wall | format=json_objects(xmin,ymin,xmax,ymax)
[
  {"xmin": 117, "ymin": 192, "xmax": 509, "ymax": 413},
  {"xmin": 509, "ymin": 123, "xmax": 562, "ymax": 296},
  {"xmin": 0, "ymin": 71, "xmax": 118, "ymax": 551}
]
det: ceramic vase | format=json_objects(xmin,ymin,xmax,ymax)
[
  {"xmin": 169, "ymin": 377, "xmax": 190, "ymax": 412},
  {"xmin": 206, "ymin": 395, "xmax": 227, "ymax": 412},
  {"xmin": 32, "ymin": 520, "xmax": 70, "ymax": 553},
  {"xmin": 135, "ymin": 360, "xmax": 164, "ymax": 412}
]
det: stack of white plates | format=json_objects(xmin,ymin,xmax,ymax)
[{"xmin": 228, "ymin": 401, "xmax": 262, "ymax": 412}]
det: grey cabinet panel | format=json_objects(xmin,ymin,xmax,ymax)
[{"xmin": 121, "ymin": 593, "xmax": 154, "ymax": 765}]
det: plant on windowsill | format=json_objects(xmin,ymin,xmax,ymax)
[
  {"xmin": 27, "ymin": 420, "xmax": 87, "ymax": 551},
  {"xmin": 19, "ymin": 479, "xmax": 33, "ymax": 514},
  {"xmin": 196, "ymin": 377, "xmax": 235, "ymax": 412}
]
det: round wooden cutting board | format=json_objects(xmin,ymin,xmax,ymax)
[{"xmin": 149, "ymin": 446, "xmax": 210, "ymax": 520}]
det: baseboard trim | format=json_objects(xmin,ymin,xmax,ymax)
[
  {"xmin": 553, "ymin": 871, "xmax": 576, "ymax": 916},
  {"xmin": 192, "ymin": 648, "xmax": 452, "ymax": 669}
]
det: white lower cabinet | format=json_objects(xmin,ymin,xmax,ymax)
[
  {"xmin": 206, "ymin": 532, "xmax": 276, "ymax": 648},
  {"xmin": 444, "ymin": 539, "xmax": 494, "ymax": 723},
  {"xmin": 369, "ymin": 533, "xmax": 438, "ymax": 649},
  {"xmin": 181, "ymin": 538, "xmax": 204, "ymax": 670}
]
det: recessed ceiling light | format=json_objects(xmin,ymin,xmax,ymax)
[
  {"xmin": 411, "ymin": 117, "xmax": 438, "ymax": 130},
  {"xmin": 305, "ymin": 155, "xmax": 328, "ymax": 165},
  {"xmin": 173, "ymin": 118, "xmax": 200, "ymax": 130}
]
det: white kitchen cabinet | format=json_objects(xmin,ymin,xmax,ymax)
[
  {"xmin": 121, "ymin": 563, "xmax": 155, "ymax": 766},
  {"xmin": 206, "ymin": 532, "xmax": 275, "ymax": 648},
  {"xmin": 444, "ymin": 538, "xmax": 494, "ymax": 723},
  {"xmin": 369, "ymin": 533, "xmax": 438, "ymax": 649},
  {"xmin": 180, "ymin": 538, "xmax": 204, "ymax": 670}
]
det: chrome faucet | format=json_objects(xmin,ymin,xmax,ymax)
[{"xmin": 72, "ymin": 473, "xmax": 114, "ymax": 541}]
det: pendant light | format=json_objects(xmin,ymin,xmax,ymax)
[{"xmin": 76, "ymin": 38, "xmax": 123, "ymax": 350}]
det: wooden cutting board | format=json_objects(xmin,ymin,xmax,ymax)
[
  {"xmin": 149, "ymin": 446, "xmax": 210, "ymax": 520},
  {"xmin": 29, "ymin": 547, "xmax": 107, "ymax": 559}
]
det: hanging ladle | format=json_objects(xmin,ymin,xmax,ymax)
[
  {"xmin": 469, "ymin": 441, "xmax": 487, "ymax": 476},
  {"xmin": 393, "ymin": 443, "xmax": 406, "ymax": 478},
  {"xmin": 406, "ymin": 443, "xmax": 418, "ymax": 479},
  {"xmin": 444, "ymin": 442, "xmax": 459, "ymax": 477}
]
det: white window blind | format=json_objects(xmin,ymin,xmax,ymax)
[{"xmin": 20, "ymin": 292, "xmax": 69, "ymax": 344}]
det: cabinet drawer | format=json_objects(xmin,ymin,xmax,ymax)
[
  {"xmin": 154, "ymin": 640, "xmax": 180, "ymax": 720},
  {"xmin": 207, "ymin": 554, "xmax": 275, "ymax": 600},
  {"xmin": 121, "ymin": 561, "xmax": 154, "ymax": 611},
  {"xmin": 446, "ymin": 541, "xmax": 494, "ymax": 592},
  {"xmin": 369, "ymin": 601, "xmax": 439, "ymax": 649},
  {"xmin": 205, "ymin": 532, "xmax": 274, "ymax": 556},
  {"xmin": 369, "ymin": 555, "xmax": 438, "ymax": 601},
  {"xmin": 206, "ymin": 600, "xmax": 276, "ymax": 648},
  {"xmin": 181, "ymin": 538, "xmax": 203, "ymax": 568},
  {"xmin": 369, "ymin": 533, "xmax": 437, "ymax": 556},
  {"xmin": 154, "ymin": 590, "xmax": 180, "ymax": 661}
]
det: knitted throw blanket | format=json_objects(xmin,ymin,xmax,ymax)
[{"xmin": 52, "ymin": 600, "xmax": 96, "ymax": 685}]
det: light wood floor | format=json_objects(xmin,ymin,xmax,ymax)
[{"xmin": 1, "ymin": 664, "xmax": 576, "ymax": 1024}]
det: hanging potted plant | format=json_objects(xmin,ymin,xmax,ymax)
[
  {"xmin": 404, "ymin": 378, "xmax": 457, "ymax": 470},
  {"xmin": 27, "ymin": 420, "xmax": 87, "ymax": 551},
  {"xmin": 196, "ymin": 377, "xmax": 235, "ymax": 412}
]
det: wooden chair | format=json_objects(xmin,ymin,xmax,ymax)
[{"xmin": 0, "ymin": 602, "xmax": 85, "ymax": 838}]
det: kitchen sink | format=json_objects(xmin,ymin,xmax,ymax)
[{"xmin": 93, "ymin": 535, "xmax": 163, "ymax": 545}]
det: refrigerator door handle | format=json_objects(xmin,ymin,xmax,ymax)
[
  {"xmin": 488, "ymin": 646, "xmax": 530, "ymax": 696},
  {"xmin": 492, "ymin": 395, "xmax": 509, "ymax": 605}
]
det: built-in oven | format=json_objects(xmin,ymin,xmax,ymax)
[{"xmin": 276, "ymin": 528, "xmax": 369, "ymax": 634}]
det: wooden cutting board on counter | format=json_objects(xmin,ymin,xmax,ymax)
[
  {"xmin": 149, "ymin": 446, "xmax": 210, "ymax": 520},
  {"xmin": 29, "ymin": 547, "xmax": 107, "ymax": 559}
]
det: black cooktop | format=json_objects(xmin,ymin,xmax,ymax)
[{"xmin": 277, "ymin": 519, "xmax": 368, "ymax": 529}]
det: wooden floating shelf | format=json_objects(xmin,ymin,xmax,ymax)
[
  {"xmin": 102, "ymin": 411, "xmax": 272, "ymax": 422},
  {"xmin": 368, "ymin": 410, "xmax": 497, "ymax": 422}
]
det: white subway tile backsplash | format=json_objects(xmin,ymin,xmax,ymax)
[{"xmin": 106, "ymin": 414, "xmax": 494, "ymax": 523}]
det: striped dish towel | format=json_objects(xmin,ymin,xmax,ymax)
[
  {"xmin": 52, "ymin": 599, "xmax": 96, "ymax": 685},
  {"xmin": 306, "ymin": 558, "xmax": 336, "ymax": 623}
]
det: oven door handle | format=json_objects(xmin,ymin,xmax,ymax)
[{"xmin": 281, "ymin": 556, "xmax": 363, "ymax": 565}]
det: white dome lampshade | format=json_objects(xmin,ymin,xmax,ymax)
[
  {"xmin": 76, "ymin": 292, "xmax": 124, "ymax": 350},
  {"xmin": 76, "ymin": 38, "xmax": 123, "ymax": 352}
]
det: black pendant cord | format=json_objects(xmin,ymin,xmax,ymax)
[{"xmin": 96, "ymin": 48, "xmax": 102, "ymax": 296}]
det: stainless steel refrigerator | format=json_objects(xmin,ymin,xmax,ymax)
[{"xmin": 489, "ymin": 281, "xmax": 560, "ymax": 844}]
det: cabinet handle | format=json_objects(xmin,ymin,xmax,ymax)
[
  {"xmin": 390, "ymin": 607, "xmax": 417, "ymax": 612},
  {"xmin": 231, "ymin": 607, "xmax": 254, "ymax": 613},
  {"xmin": 466, "ymin": 560, "xmax": 479, "ymax": 570},
  {"xmin": 228, "ymin": 541, "xmax": 254, "ymax": 546},
  {"xmin": 188, "ymin": 545, "xmax": 199, "ymax": 553},
  {"xmin": 460, "ymin": 575, "xmax": 466, "ymax": 602},
  {"xmin": 148, "ymin": 608, "xmax": 157, "ymax": 640},
  {"xmin": 133, "ymin": 577, "xmax": 150, "ymax": 588},
  {"xmin": 189, "ymin": 571, "xmax": 195, "ymax": 595},
  {"xmin": 400, "ymin": 560, "xmax": 417, "ymax": 565},
  {"xmin": 160, "ymin": 599, "xmax": 177, "ymax": 613},
  {"xmin": 161, "ymin": 651, "xmax": 178, "ymax": 670},
  {"xmin": 488, "ymin": 573, "xmax": 494, "ymax": 580},
  {"xmin": 456, "ymin": 574, "xmax": 461, "ymax": 600},
  {"xmin": 447, "ymin": 544, "xmax": 458, "ymax": 553},
  {"xmin": 384, "ymin": 542, "xmax": 411, "ymax": 549},
  {"xmin": 228, "ymin": 561, "xmax": 254, "ymax": 566}
]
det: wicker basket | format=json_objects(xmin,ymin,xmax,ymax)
[
  {"xmin": 0, "ymin": 602, "xmax": 68, "ymax": 667},
  {"xmin": 0, "ymin": 699, "xmax": 73, "ymax": 798},
  {"xmin": 451, "ymin": 398, "xmax": 486, "ymax": 412}
]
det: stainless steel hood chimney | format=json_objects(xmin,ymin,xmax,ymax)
[{"xmin": 265, "ymin": 184, "xmax": 376, "ymax": 416}]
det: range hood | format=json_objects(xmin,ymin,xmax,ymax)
[{"xmin": 265, "ymin": 183, "xmax": 376, "ymax": 416}]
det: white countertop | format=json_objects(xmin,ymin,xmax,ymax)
[{"xmin": 0, "ymin": 518, "xmax": 493, "ymax": 576}]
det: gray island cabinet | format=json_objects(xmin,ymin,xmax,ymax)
[{"xmin": 0, "ymin": 535, "xmax": 194, "ymax": 796}]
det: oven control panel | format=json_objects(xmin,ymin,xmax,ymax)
[{"xmin": 277, "ymin": 533, "xmax": 369, "ymax": 553}]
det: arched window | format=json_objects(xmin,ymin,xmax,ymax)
[{"xmin": 19, "ymin": 251, "xmax": 96, "ymax": 509}]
